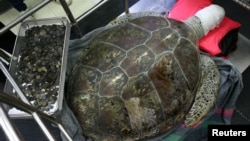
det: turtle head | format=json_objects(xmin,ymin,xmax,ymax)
[{"xmin": 184, "ymin": 4, "xmax": 225, "ymax": 40}]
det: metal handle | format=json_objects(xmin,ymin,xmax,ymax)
[
  {"xmin": 0, "ymin": 60, "xmax": 73, "ymax": 140},
  {"xmin": 0, "ymin": 103, "xmax": 24, "ymax": 141},
  {"xmin": 0, "ymin": 91, "xmax": 73, "ymax": 141},
  {"xmin": 0, "ymin": 60, "xmax": 56, "ymax": 141},
  {"xmin": 0, "ymin": 48, "xmax": 15, "ymax": 66}
]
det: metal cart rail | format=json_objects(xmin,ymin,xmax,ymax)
[{"xmin": 0, "ymin": 53, "xmax": 72, "ymax": 140}]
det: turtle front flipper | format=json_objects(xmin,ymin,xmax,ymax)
[{"xmin": 184, "ymin": 55, "xmax": 220, "ymax": 126}]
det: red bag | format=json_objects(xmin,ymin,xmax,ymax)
[{"xmin": 167, "ymin": 0, "xmax": 241, "ymax": 57}]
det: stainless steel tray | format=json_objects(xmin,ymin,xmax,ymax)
[{"xmin": 4, "ymin": 17, "xmax": 71, "ymax": 117}]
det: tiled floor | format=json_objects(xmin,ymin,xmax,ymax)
[{"xmin": 0, "ymin": 0, "xmax": 101, "ymax": 34}]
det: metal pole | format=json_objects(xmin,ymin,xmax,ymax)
[
  {"xmin": 0, "ymin": 0, "xmax": 52, "ymax": 35},
  {"xmin": 0, "ymin": 103, "xmax": 24, "ymax": 141},
  {"xmin": 58, "ymin": 0, "xmax": 76, "ymax": 24},
  {"xmin": 0, "ymin": 91, "xmax": 73, "ymax": 141},
  {"xmin": 58, "ymin": 0, "xmax": 83, "ymax": 37},
  {"xmin": 124, "ymin": 0, "xmax": 130, "ymax": 14}
]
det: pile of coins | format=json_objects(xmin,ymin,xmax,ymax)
[{"xmin": 14, "ymin": 24, "xmax": 65, "ymax": 113}]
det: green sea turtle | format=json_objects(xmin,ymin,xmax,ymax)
[{"xmin": 66, "ymin": 4, "xmax": 224, "ymax": 141}]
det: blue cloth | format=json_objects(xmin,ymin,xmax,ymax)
[{"xmin": 128, "ymin": 0, "xmax": 176, "ymax": 14}]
